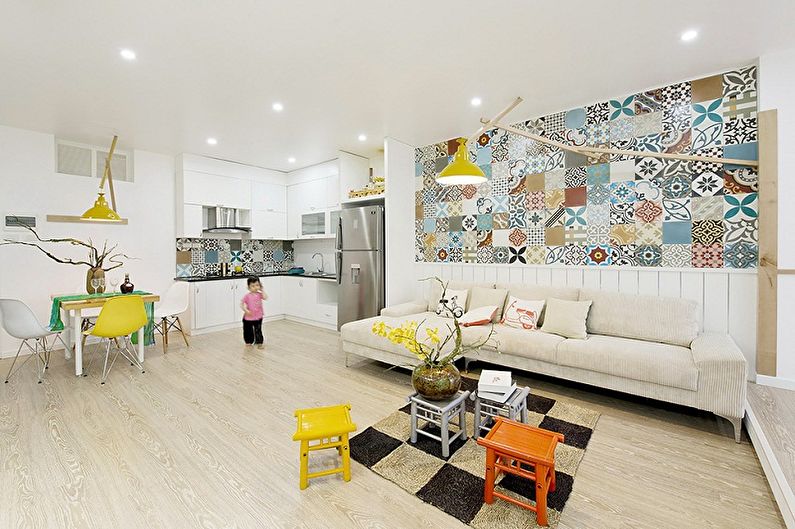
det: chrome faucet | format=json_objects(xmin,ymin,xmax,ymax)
[{"xmin": 312, "ymin": 252, "xmax": 324, "ymax": 273}]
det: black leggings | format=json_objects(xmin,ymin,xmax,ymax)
[{"xmin": 243, "ymin": 319, "xmax": 263, "ymax": 344}]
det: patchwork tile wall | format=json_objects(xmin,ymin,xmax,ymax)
[
  {"xmin": 414, "ymin": 65, "xmax": 759, "ymax": 268},
  {"xmin": 175, "ymin": 238, "xmax": 293, "ymax": 277}
]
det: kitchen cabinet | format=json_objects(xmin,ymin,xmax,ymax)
[
  {"xmin": 190, "ymin": 276, "xmax": 283, "ymax": 331},
  {"xmin": 252, "ymin": 182, "xmax": 286, "ymax": 212},
  {"xmin": 193, "ymin": 280, "xmax": 238, "ymax": 329},
  {"xmin": 326, "ymin": 174, "xmax": 340, "ymax": 208},
  {"xmin": 287, "ymin": 177, "xmax": 341, "ymax": 238},
  {"xmin": 178, "ymin": 204, "xmax": 204, "ymax": 238},
  {"xmin": 183, "ymin": 170, "xmax": 251, "ymax": 209},
  {"xmin": 252, "ymin": 210, "xmax": 287, "ymax": 239}
]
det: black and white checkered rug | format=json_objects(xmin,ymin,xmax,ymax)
[{"xmin": 349, "ymin": 378, "xmax": 599, "ymax": 528}]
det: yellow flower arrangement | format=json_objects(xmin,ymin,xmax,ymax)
[{"xmin": 370, "ymin": 277, "xmax": 495, "ymax": 368}]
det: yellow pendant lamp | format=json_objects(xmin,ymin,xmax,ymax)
[
  {"xmin": 81, "ymin": 135, "xmax": 123, "ymax": 222},
  {"xmin": 82, "ymin": 192, "xmax": 121, "ymax": 221},
  {"xmin": 435, "ymin": 137, "xmax": 486, "ymax": 185}
]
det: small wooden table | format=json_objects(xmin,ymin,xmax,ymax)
[
  {"xmin": 476, "ymin": 417, "xmax": 564, "ymax": 527},
  {"xmin": 472, "ymin": 386, "xmax": 530, "ymax": 439},
  {"xmin": 409, "ymin": 391, "xmax": 470, "ymax": 458},
  {"xmin": 55, "ymin": 294, "xmax": 160, "ymax": 376}
]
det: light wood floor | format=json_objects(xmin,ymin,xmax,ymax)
[{"xmin": 0, "ymin": 320, "xmax": 785, "ymax": 529}]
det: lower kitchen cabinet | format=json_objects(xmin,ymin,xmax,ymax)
[{"xmin": 187, "ymin": 276, "xmax": 334, "ymax": 333}]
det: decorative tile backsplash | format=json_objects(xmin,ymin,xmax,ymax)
[
  {"xmin": 175, "ymin": 238, "xmax": 293, "ymax": 277},
  {"xmin": 414, "ymin": 65, "xmax": 759, "ymax": 268}
]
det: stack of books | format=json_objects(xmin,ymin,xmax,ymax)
[{"xmin": 478, "ymin": 370, "xmax": 517, "ymax": 404}]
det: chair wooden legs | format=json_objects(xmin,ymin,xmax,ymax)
[
  {"xmin": 176, "ymin": 317, "xmax": 189, "ymax": 347},
  {"xmin": 158, "ymin": 316, "xmax": 189, "ymax": 353}
]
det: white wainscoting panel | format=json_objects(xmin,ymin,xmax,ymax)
[{"xmin": 412, "ymin": 263, "xmax": 757, "ymax": 378}]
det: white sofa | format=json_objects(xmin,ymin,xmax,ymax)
[{"xmin": 340, "ymin": 281, "xmax": 748, "ymax": 442}]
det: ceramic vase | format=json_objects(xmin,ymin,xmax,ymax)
[{"xmin": 86, "ymin": 267, "xmax": 106, "ymax": 294}]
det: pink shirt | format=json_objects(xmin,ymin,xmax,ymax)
[{"xmin": 242, "ymin": 292, "xmax": 264, "ymax": 321}]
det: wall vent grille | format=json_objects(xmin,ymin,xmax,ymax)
[{"xmin": 56, "ymin": 139, "xmax": 133, "ymax": 181}]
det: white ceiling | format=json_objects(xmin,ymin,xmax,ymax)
[{"xmin": 1, "ymin": 0, "xmax": 794, "ymax": 172}]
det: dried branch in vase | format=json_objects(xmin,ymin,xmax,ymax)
[{"xmin": 0, "ymin": 218, "xmax": 133, "ymax": 272}]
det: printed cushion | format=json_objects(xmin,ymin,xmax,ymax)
[
  {"xmin": 501, "ymin": 297, "xmax": 545, "ymax": 330},
  {"xmin": 459, "ymin": 305, "xmax": 498, "ymax": 327},
  {"xmin": 435, "ymin": 289, "xmax": 468, "ymax": 319}
]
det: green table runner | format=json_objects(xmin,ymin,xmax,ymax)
[{"xmin": 49, "ymin": 291, "xmax": 155, "ymax": 346}]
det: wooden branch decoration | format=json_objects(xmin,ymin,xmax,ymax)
[
  {"xmin": 473, "ymin": 97, "xmax": 759, "ymax": 168},
  {"xmin": 0, "ymin": 218, "xmax": 133, "ymax": 271}
]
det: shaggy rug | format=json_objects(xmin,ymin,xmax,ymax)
[{"xmin": 349, "ymin": 377, "xmax": 599, "ymax": 528}]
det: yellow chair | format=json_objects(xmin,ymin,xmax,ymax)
[
  {"xmin": 292, "ymin": 404, "xmax": 357, "ymax": 490},
  {"xmin": 83, "ymin": 295, "xmax": 147, "ymax": 384}
]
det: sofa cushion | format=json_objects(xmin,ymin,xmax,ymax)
[
  {"xmin": 540, "ymin": 298, "xmax": 592, "ymax": 339},
  {"xmin": 557, "ymin": 335, "xmax": 699, "ymax": 391},
  {"xmin": 496, "ymin": 283, "xmax": 580, "ymax": 325},
  {"xmin": 578, "ymin": 289, "xmax": 699, "ymax": 347},
  {"xmin": 426, "ymin": 280, "xmax": 494, "ymax": 312},
  {"xmin": 469, "ymin": 287, "xmax": 509, "ymax": 322},
  {"xmin": 487, "ymin": 325, "xmax": 564, "ymax": 364}
]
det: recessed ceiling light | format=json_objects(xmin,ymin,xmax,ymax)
[
  {"xmin": 470, "ymin": 97, "xmax": 482, "ymax": 107},
  {"xmin": 119, "ymin": 48, "xmax": 136, "ymax": 61},
  {"xmin": 287, "ymin": 157, "xmax": 296, "ymax": 163},
  {"xmin": 206, "ymin": 137, "xmax": 218, "ymax": 145},
  {"xmin": 680, "ymin": 29, "xmax": 698, "ymax": 42},
  {"xmin": 272, "ymin": 102, "xmax": 284, "ymax": 112},
  {"xmin": 358, "ymin": 134, "xmax": 367, "ymax": 142}
]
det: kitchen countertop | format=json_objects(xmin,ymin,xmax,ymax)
[{"xmin": 175, "ymin": 272, "xmax": 337, "ymax": 282}]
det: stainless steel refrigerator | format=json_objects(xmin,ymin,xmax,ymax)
[{"xmin": 336, "ymin": 205, "xmax": 385, "ymax": 329}]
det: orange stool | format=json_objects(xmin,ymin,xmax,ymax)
[{"xmin": 476, "ymin": 417, "xmax": 564, "ymax": 526}]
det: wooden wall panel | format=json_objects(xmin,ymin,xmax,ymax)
[{"xmin": 757, "ymin": 109, "xmax": 778, "ymax": 376}]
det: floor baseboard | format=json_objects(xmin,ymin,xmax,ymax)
[
  {"xmin": 745, "ymin": 400, "xmax": 795, "ymax": 528},
  {"xmin": 756, "ymin": 375, "xmax": 795, "ymax": 392}
]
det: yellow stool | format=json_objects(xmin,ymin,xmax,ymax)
[{"xmin": 292, "ymin": 404, "xmax": 357, "ymax": 490}]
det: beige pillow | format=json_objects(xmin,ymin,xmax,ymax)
[
  {"xmin": 468, "ymin": 287, "xmax": 509, "ymax": 322},
  {"xmin": 541, "ymin": 298, "xmax": 592, "ymax": 339}
]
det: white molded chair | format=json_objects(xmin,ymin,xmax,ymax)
[
  {"xmin": 153, "ymin": 282, "xmax": 190, "ymax": 352},
  {"xmin": 0, "ymin": 299, "xmax": 67, "ymax": 384}
]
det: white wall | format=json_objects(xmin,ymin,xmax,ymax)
[
  {"xmin": 292, "ymin": 239, "xmax": 336, "ymax": 274},
  {"xmin": 0, "ymin": 125, "xmax": 175, "ymax": 357},
  {"xmin": 384, "ymin": 137, "xmax": 416, "ymax": 306},
  {"xmin": 759, "ymin": 48, "xmax": 795, "ymax": 384}
]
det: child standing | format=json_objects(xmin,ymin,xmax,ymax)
[{"xmin": 241, "ymin": 276, "xmax": 268, "ymax": 348}]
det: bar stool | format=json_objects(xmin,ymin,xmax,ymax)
[
  {"xmin": 477, "ymin": 417, "xmax": 564, "ymax": 527},
  {"xmin": 292, "ymin": 404, "xmax": 357, "ymax": 490}
]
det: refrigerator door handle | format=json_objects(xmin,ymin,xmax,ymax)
[
  {"xmin": 336, "ymin": 251, "xmax": 342, "ymax": 285},
  {"xmin": 335, "ymin": 216, "xmax": 343, "ymax": 251}
]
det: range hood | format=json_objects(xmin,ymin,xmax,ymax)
[{"xmin": 203, "ymin": 206, "xmax": 251, "ymax": 233}]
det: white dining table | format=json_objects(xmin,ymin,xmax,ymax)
[{"xmin": 55, "ymin": 294, "xmax": 160, "ymax": 376}]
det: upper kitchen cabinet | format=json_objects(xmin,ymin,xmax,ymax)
[
  {"xmin": 338, "ymin": 151, "xmax": 371, "ymax": 204},
  {"xmin": 176, "ymin": 154, "xmax": 288, "ymax": 238},
  {"xmin": 183, "ymin": 170, "xmax": 251, "ymax": 209},
  {"xmin": 252, "ymin": 181, "xmax": 286, "ymax": 212}
]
